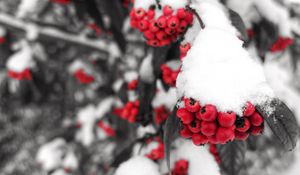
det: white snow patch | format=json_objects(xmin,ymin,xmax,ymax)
[
  {"xmin": 134, "ymin": 0, "xmax": 156, "ymax": 9},
  {"xmin": 152, "ymin": 82, "xmax": 177, "ymax": 110},
  {"xmin": 176, "ymin": 1, "xmax": 274, "ymax": 115},
  {"xmin": 161, "ymin": 0, "xmax": 188, "ymax": 9},
  {"xmin": 115, "ymin": 156, "xmax": 160, "ymax": 175},
  {"xmin": 124, "ymin": 71, "xmax": 138, "ymax": 83},
  {"xmin": 62, "ymin": 151, "xmax": 78, "ymax": 171},
  {"xmin": 139, "ymin": 53, "xmax": 155, "ymax": 83}
]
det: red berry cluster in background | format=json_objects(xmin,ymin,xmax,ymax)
[
  {"xmin": 130, "ymin": 3, "xmax": 193, "ymax": 47},
  {"xmin": 171, "ymin": 159, "xmax": 189, "ymax": 175},
  {"xmin": 88, "ymin": 23, "xmax": 102, "ymax": 36},
  {"xmin": 127, "ymin": 79, "xmax": 138, "ymax": 90},
  {"xmin": 74, "ymin": 69, "xmax": 95, "ymax": 84},
  {"xmin": 0, "ymin": 36, "xmax": 5, "ymax": 44},
  {"xmin": 179, "ymin": 42, "xmax": 191, "ymax": 61},
  {"xmin": 177, "ymin": 99, "xmax": 264, "ymax": 145},
  {"xmin": 120, "ymin": 100, "xmax": 140, "ymax": 123},
  {"xmin": 160, "ymin": 64, "xmax": 180, "ymax": 87},
  {"xmin": 50, "ymin": 0, "xmax": 71, "ymax": 5},
  {"xmin": 7, "ymin": 68, "xmax": 32, "ymax": 80},
  {"xmin": 97, "ymin": 121, "xmax": 116, "ymax": 137},
  {"xmin": 270, "ymin": 37, "xmax": 293, "ymax": 52},
  {"xmin": 154, "ymin": 105, "xmax": 171, "ymax": 125},
  {"xmin": 209, "ymin": 144, "xmax": 221, "ymax": 164},
  {"xmin": 145, "ymin": 137, "xmax": 164, "ymax": 161}
]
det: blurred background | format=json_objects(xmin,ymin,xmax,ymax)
[{"xmin": 0, "ymin": 0, "xmax": 300, "ymax": 175}]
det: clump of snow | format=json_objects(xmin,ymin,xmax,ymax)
[
  {"xmin": 36, "ymin": 138, "xmax": 66, "ymax": 171},
  {"xmin": 134, "ymin": 0, "xmax": 156, "ymax": 9},
  {"xmin": 136, "ymin": 125, "xmax": 156, "ymax": 138},
  {"xmin": 62, "ymin": 151, "xmax": 78, "ymax": 171},
  {"xmin": 139, "ymin": 54, "xmax": 154, "ymax": 83},
  {"xmin": 16, "ymin": 0, "xmax": 40, "ymax": 18},
  {"xmin": 176, "ymin": 0, "xmax": 274, "ymax": 115},
  {"xmin": 26, "ymin": 23, "xmax": 39, "ymax": 40},
  {"xmin": 114, "ymin": 156, "xmax": 160, "ymax": 175},
  {"xmin": 161, "ymin": 0, "xmax": 188, "ymax": 9},
  {"xmin": 162, "ymin": 139, "xmax": 220, "ymax": 175},
  {"xmin": 152, "ymin": 81, "xmax": 177, "ymax": 110},
  {"xmin": 124, "ymin": 71, "xmax": 138, "ymax": 83},
  {"xmin": 6, "ymin": 40, "xmax": 35, "ymax": 72},
  {"xmin": 0, "ymin": 26, "xmax": 6, "ymax": 36}
]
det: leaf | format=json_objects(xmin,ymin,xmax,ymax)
[
  {"xmin": 152, "ymin": 45, "xmax": 172, "ymax": 79},
  {"xmin": 136, "ymin": 81, "xmax": 156, "ymax": 126},
  {"xmin": 117, "ymin": 82, "xmax": 128, "ymax": 104},
  {"xmin": 256, "ymin": 98, "xmax": 299, "ymax": 151},
  {"xmin": 164, "ymin": 107, "xmax": 180, "ymax": 173},
  {"xmin": 217, "ymin": 140, "xmax": 247, "ymax": 175},
  {"xmin": 228, "ymin": 9, "xmax": 248, "ymax": 42}
]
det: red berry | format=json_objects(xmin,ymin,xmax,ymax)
[
  {"xmin": 251, "ymin": 125, "xmax": 264, "ymax": 136},
  {"xmin": 160, "ymin": 38, "xmax": 171, "ymax": 46},
  {"xmin": 147, "ymin": 9, "xmax": 155, "ymax": 20},
  {"xmin": 176, "ymin": 108, "xmax": 194, "ymax": 124},
  {"xmin": 135, "ymin": 8, "xmax": 146, "ymax": 19},
  {"xmin": 180, "ymin": 43, "xmax": 191, "ymax": 54},
  {"xmin": 144, "ymin": 30, "xmax": 155, "ymax": 39},
  {"xmin": 176, "ymin": 8, "xmax": 186, "ymax": 19},
  {"xmin": 125, "ymin": 102, "xmax": 134, "ymax": 109},
  {"xmin": 236, "ymin": 118, "xmax": 250, "ymax": 132},
  {"xmin": 134, "ymin": 100, "xmax": 140, "ymax": 107},
  {"xmin": 130, "ymin": 19, "xmax": 138, "ymax": 28},
  {"xmin": 164, "ymin": 27, "xmax": 176, "ymax": 35},
  {"xmin": 147, "ymin": 39, "xmax": 160, "ymax": 47},
  {"xmin": 177, "ymin": 20, "xmax": 188, "ymax": 33},
  {"xmin": 192, "ymin": 133, "xmax": 208, "ymax": 145},
  {"xmin": 201, "ymin": 121, "xmax": 217, "ymax": 136},
  {"xmin": 216, "ymin": 127, "xmax": 234, "ymax": 144},
  {"xmin": 243, "ymin": 102, "xmax": 255, "ymax": 117},
  {"xmin": 138, "ymin": 20, "xmax": 149, "ymax": 31},
  {"xmin": 167, "ymin": 16, "xmax": 180, "ymax": 29},
  {"xmin": 209, "ymin": 144, "xmax": 218, "ymax": 154},
  {"xmin": 185, "ymin": 12, "xmax": 194, "ymax": 24},
  {"xmin": 208, "ymin": 135, "xmax": 218, "ymax": 144},
  {"xmin": 130, "ymin": 108, "xmax": 139, "ymax": 116},
  {"xmin": 188, "ymin": 120, "xmax": 202, "ymax": 133},
  {"xmin": 179, "ymin": 125, "xmax": 193, "ymax": 138},
  {"xmin": 184, "ymin": 98, "xmax": 201, "ymax": 112},
  {"xmin": 235, "ymin": 131, "xmax": 249, "ymax": 141},
  {"xmin": 249, "ymin": 112, "xmax": 263, "ymax": 126},
  {"xmin": 196, "ymin": 105, "xmax": 217, "ymax": 122},
  {"xmin": 130, "ymin": 9, "xmax": 136, "ymax": 19},
  {"xmin": 157, "ymin": 16, "xmax": 167, "ymax": 28},
  {"xmin": 217, "ymin": 112, "xmax": 236, "ymax": 127},
  {"xmin": 149, "ymin": 21, "xmax": 160, "ymax": 32},
  {"xmin": 163, "ymin": 5, "xmax": 173, "ymax": 16},
  {"xmin": 156, "ymin": 30, "xmax": 167, "ymax": 41}
]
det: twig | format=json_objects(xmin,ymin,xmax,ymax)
[{"xmin": 187, "ymin": 6, "xmax": 205, "ymax": 29}]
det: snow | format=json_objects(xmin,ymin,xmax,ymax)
[
  {"xmin": 114, "ymin": 156, "xmax": 160, "ymax": 175},
  {"xmin": 36, "ymin": 138, "xmax": 66, "ymax": 171},
  {"xmin": 75, "ymin": 105, "xmax": 97, "ymax": 146},
  {"xmin": 152, "ymin": 81, "xmax": 177, "ymax": 110},
  {"xmin": 0, "ymin": 26, "xmax": 6, "ymax": 36},
  {"xmin": 139, "ymin": 53, "xmax": 155, "ymax": 83},
  {"xmin": 51, "ymin": 169, "xmax": 67, "ymax": 175},
  {"xmin": 162, "ymin": 139, "xmax": 220, "ymax": 175},
  {"xmin": 62, "ymin": 151, "xmax": 78, "ymax": 170},
  {"xmin": 6, "ymin": 40, "xmax": 34, "ymax": 72},
  {"xmin": 16, "ymin": 0, "xmax": 39, "ymax": 18},
  {"xmin": 161, "ymin": 0, "xmax": 188, "ymax": 9},
  {"xmin": 124, "ymin": 71, "xmax": 138, "ymax": 83},
  {"xmin": 136, "ymin": 125, "xmax": 156, "ymax": 138},
  {"xmin": 134, "ymin": 0, "xmax": 156, "ymax": 9},
  {"xmin": 176, "ymin": 0, "xmax": 274, "ymax": 115}
]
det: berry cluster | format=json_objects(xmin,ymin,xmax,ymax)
[
  {"xmin": 177, "ymin": 99, "xmax": 264, "ymax": 145},
  {"xmin": 154, "ymin": 105, "xmax": 170, "ymax": 125},
  {"xmin": 160, "ymin": 64, "xmax": 180, "ymax": 87},
  {"xmin": 171, "ymin": 159, "xmax": 189, "ymax": 175},
  {"xmin": 0, "ymin": 36, "xmax": 5, "ymax": 44},
  {"xmin": 145, "ymin": 137, "xmax": 164, "ymax": 161},
  {"xmin": 127, "ymin": 79, "xmax": 138, "ymax": 90},
  {"xmin": 120, "ymin": 100, "xmax": 140, "ymax": 123},
  {"xmin": 7, "ymin": 68, "xmax": 32, "ymax": 80},
  {"xmin": 179, "ymin": 42, "xmax": 191, "ymax": 61},
  {"xmin": 270, "ymin": 37, "xmax": 293, "ymax": 52},
  {"xmin": 209, "ymin": 144, "xmax": 221, "ymax": 164},
  {"xmin": 97, "ymin": 121, "xmax": 116, "ymax": 137},
  {"xmin": 74, "ymin": 69, "xmax": 95, "ymax": 84},
  {"xmin": 130, "ymin": 2, "xmax": 193, "ymax": 47},
  {"xmin": 50, "ymin": 0, "xmax": 71, "ymax": 5}
]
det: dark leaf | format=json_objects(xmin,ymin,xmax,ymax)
[
  {"xmin": 117, "ymin": 82, "xmax": 128, "ymax": 104},
  {"xmin": 164, "ymin": 107, "xmax": 180, "ymax": 173},
  {"xmin": 86, "ymin": 0, "xmax": 106, "ymax": 30},
  {"xmin": 152, "ymin": 45, "xmax": 172, "ymax": 79},
  {"xmin": 137, "ymin": 81, "xmax": 156, "ymax": 126},
  {"xmin": 228, "ymin": 9, "xmax": 248, "ymax": 42},
  {"xmin": 217, "ymin": 140, "xmax": 247, "ymax": 175},
  {"xmin": 256, "ymin": 98, "xmax": 299, "ymax": 151}
]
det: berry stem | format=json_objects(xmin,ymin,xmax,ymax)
[{"xmin": 187, "ymin": 6, "xmax": 205, "ymax": 29}]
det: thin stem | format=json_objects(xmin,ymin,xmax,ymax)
[{"xmin": 187, "ymin": 6, "xmax": 205, "ymax": 29}]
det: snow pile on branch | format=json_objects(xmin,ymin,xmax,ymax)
[
  {"xmin": 6, "ymin": 40, "xmax": 34, "ymax": 72},
  {"xmin": 176, "ymin": 0, "xmax": 274, "ymax": 115},
  {"xmin": 114, "ymin": 156, "xmax": 160, "ymax": 175},
  {"xmin": 36, "ymin": 138, "xmax": 66, "ymax": 171},
  {"xmin": 62, "ymin": 151, "xmax": 78, "ymax": 171},
  {"xmin": 161, "ymin": 139, "xmax": 220, "ymax": 175},
  {"xmin": 16, "ymin": 0, "xmax": 40, "ymax": 18}
]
